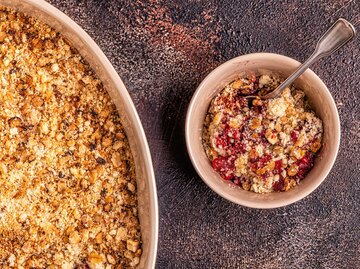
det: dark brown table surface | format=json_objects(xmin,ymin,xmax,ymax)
[{"xmin": 48, "ymin": 1, "xmax": 360, "ymax": 268}]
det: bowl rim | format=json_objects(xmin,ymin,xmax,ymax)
[{"xmin": 185, "ymin": 52, "xmax": 340, "ymax": 208}]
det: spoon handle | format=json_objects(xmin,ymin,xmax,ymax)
[{"xmin": 264, "ymin": 18, "xmax": 356, "ymax": 99}]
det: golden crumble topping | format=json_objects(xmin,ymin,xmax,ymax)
[
  {"xmin": 0, "ymin": 7, "xmax": 141, "ymax": 269},
  {"xmin": 203, "ymin": 74, "xmax": 323, "ymax": 193}
]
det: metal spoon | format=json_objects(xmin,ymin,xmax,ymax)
[{"xmin": 247, "ymin": 18, "xmax": 356, "ymax": 100}]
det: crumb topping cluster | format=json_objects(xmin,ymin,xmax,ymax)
[
  {"xmin": 203, "ymin": 74, "xmax": 323, "ymax": 193},
  {"xmin": 0, "ymin": 7, "xmax": 141, "ymax": 269}
]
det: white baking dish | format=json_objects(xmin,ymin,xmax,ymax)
[{"xmin": 0, "ymin": 0, "xmax": 159, "ymax": 268}]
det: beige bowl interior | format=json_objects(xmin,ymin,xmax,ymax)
[{"xmin": 186, "ymin": 53, "xmax": 340, "ymax": 208}]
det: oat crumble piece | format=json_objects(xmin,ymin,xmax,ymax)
[{"xmin": 0, "ymin": 7, "xmax": 142, "ymax": 268}]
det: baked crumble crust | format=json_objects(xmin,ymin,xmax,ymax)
[{"xmin": 0, "ymin": 7, "xmax": 141, "ymax": 269}]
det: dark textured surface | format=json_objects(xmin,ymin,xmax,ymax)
[{"xmin": 46, "ymin": 1, "xmax": 359, "ymax": 268}]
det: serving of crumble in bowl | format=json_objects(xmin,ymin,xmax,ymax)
[{"xmin": 185, "ymin": 53, "xmax": 340, "ymax": 208}]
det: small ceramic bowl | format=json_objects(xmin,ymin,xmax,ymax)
[{"xmin": 185, "ymin": 53, "xmax": 340, "ymax": 208}]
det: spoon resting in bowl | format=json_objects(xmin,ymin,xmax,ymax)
[{"xmin": 247, "ymin": 18, "xmax": 356, "ymax": 100}]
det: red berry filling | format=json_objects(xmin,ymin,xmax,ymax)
[
  {"xmin": 203, "ymin": 75, "xmax": 322, "ymax": 193},
  {"xmin": 212, "ymin": 156, "xmax": 235, "ymax": 180}
]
